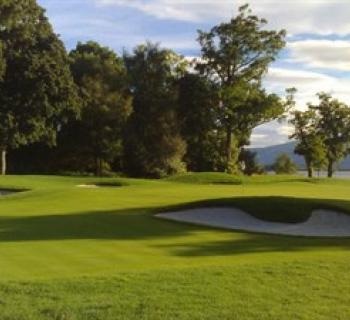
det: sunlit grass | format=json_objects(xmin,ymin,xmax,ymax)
[{"xmin": 0, "ymin": 173, "xmax": 349, "ymax": 319}]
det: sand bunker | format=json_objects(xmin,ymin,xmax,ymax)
[
  {"xmin": 156, "ymin": 207, "xmax": 350, "ymax": 237},
  {"xmin": 0, "ymin": 189, "xmax": 17, "ymax": 196},
  {"xmin": 76, "ymin": 184, "xmax": 99, "ymax": 188},
  {"xmin": 76, "ymin": 183, "xmax": 122, "ymax": 188}
]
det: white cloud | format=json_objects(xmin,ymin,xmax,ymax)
[
  {"xmin": 95, "ymin": 0, "xmax": 231, "ymax": 22},
  {"xmin": 288, "ymin": 40, "xmax": 350, "ymax": 71},
  {"xmin": 251, "ymin": 121, "xmax": 291, "ymax": 148},
  {"xmin": 95, "ymin": 0, "xmax": 350, "ymax": 35},
  {"xmin": 265, "ymin": 67, "xmax": 350, "ymax": 108},
  {"xmin": 251, "ymin": 67, "xmax": 350, "ymax": 147}
]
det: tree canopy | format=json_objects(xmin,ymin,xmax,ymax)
[
  {"xmin": 0, "ymin": 0, "xmax": 80, "ymax": 174},
  {"xmin": 273, "ymin": 153, "xmax": 297, "ymax": 175},
  {"xmin": 197, "ymin": 4, "xmax": 287, "ymax": 172},
  {"xmin": 309, "ymin": 93, "xmax": 350, "ymax": 177},
  {"xmin": 123, "ymin": 43, "xmax": 187, "ymax": 177},
  {"xmin": 2, "ymin": 1, "xmax": 347, "ymax": 179},
  {"xmin": 290, "ymin": 110, "xmax": 327, "ymax": 178},
  {"xmin": 58, "ymin": 41, "xmax": 132, "ymax": 175}
]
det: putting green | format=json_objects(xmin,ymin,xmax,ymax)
[{"xmin": 0, "ymin": 174, "xmax": 350, "ymax": 319}]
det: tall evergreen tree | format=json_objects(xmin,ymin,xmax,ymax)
[
  {"xmin": 197, "ymin": 4, "xmax": 287, "ymax": 172},
  {"xmin": 0, "ymin": 0, "xmax": 80, "ymax": 175},
  {"xmin": 62, "ymin": 42, "xmax": 132, "ymax": 175},
  {"xmin": 123, "ymin": 43, "xmax": 187, "ymax": 177}
]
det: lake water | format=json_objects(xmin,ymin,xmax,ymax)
[
  {"xmin": 267, "ymin": 171, "xmax": 350, "ymax": 178},
  {"xmin": 298, "ymin": 171, "xmax": 350, "ymax": 178}
]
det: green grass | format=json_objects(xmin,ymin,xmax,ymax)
[
  {"xmin": 1, "ymin": 173, "xmax": 350, "ymax": 319},
  {"xmin": 162, "ymin": 196, "xmax": 350, "ymax": 223}
]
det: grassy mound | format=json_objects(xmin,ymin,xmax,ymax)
[
  {"xmin": 165, "ymin": 172, "xmax": 243, "ymax": 185},
  {"xmin": 165, "ymin": 172, "xmax": 335, "ymax": 186},
  {"xmin": 160, "ymin": 196, "xmax": 350, "ymax": 223}
]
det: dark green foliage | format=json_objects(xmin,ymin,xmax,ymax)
[
  {"xmin": 56, "ymin": 41, "xmax": 132, "ymax": 175},
  {"xmin": 273, "ymin": 153, "xmax": 297, "ymax": 175},
  {"xmin": 178, "ymin": 73, "xmax": 221, "ymax": 171},
  {"xmin": 239, "ymin": 149, "xmax": 265, "ymax": 176},
  {"xmin": 123, "ymin": 43, "xmax": 187, "ymax": 177},
  {"xmin": 0, "ymin": 41, "xmax": 4, "ymax": 80},
  {"xmin": 0, "ymin": 0, "xmax": 80, "ymax": 174}
]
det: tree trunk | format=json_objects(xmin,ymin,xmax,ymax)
[
  {"xmin": 1, "ymin": 149, "xmax": 6, "ymax": 175},
  {"xmin": 225, "ymin": 125, "xmax": 232, "ymax": 172},
  {"xmin": 307, "ymin": 165, "xmax": 313, "ymax": 178},
  {"xmin": 327, "ymin": 160, "xmax": 333, "ymax": 178},
  {"xmin": 305, "ymin": 159, "xmax": 313, "ymax": 178},
  {"xmin": 95, "ymin": 156, "xmax": 100, "ymax": 177},
  {"xmin": 99, "ymin": 158, "xmax": 103, "ymax": 177}
]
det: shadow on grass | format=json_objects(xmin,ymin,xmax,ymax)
[
  {"xmin": 157, "ymin": 233, "xmax": 350, "ymax": 257},
  {"xmin": 0, "ymin": 208, "xmax": 191, "ymax": 242},
  {"xmin": 1, "ymin": 196, "xmax": 350, "ymax": 256}
]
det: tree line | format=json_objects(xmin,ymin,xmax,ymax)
[
  {"xmin": 290, "ymin": 93, "xmax": 350, "ymax": 178},
  {"xmin": 1, "ymin": 1, "xmax": 349, "ymax": 177}
]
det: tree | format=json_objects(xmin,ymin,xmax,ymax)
[
  {"xmin": 309, "ymin": 93, "xmax": 350, "ymax": 178},
  {"xmin": 178, "ymin": 73, "xmax": 221, "ymax": 171},
  {"xmin": 0, "ymin": 0, "xmax": 80, "ymax": 175},
  {"xmin": 63, "ymin": 41, "xmax": 132, "ymax": 176},
  {"xmin": 273, "ymin": 153, "xmax": 297, "ymax": 175},
  {"xmin": 197, "ymin": 4, "xmax": 286, "ymax": 172},
  {"xmin": 123, "ymin": 43, "xmax": 187, "ymax": 177},
  {"xmin": 239, "ymin": 149, "xmax": 265, "ymax": 175},
  {"xmin": 289, "ymin": 110, "xmax": 327, "ymax": 178},
  {"xmin": 0, "ymin": 41, "xmax": 4, "ymax": 81},
  {"xmin": 0, "ymin": 0, "xmax": 12, "ymax": 80}
]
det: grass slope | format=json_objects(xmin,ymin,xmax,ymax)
[{"xmin": 0, "ymin": 173, "xmax": 350, "ymax": 319}]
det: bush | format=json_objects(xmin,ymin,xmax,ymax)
[{"xmin": 273, "ymin": 153, "xmax": 297, "ymax": 175}]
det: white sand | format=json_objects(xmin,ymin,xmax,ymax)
[
  {"xmin": 0, "ymin": 190, "xmax": 14, "ymax": 196},
  {"xmin": 156, "ymin": 207, "xmax": 350, "ymax": 237},
  {"xmin": 76, "ymin": 184, "xmax": 99, "ymax": 188}
]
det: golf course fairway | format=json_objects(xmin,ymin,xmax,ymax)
[{"xmin": 0, "ymin": 173, "xmax": 350, "ymax": 319}]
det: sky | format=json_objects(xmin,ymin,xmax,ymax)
[{"xmin": 38, "ymin": 0, "xmax": 350, "ymax": 148}]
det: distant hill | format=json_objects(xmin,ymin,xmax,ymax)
[{"xmin": 251, "ymin": 141, "xmax": 350, "ymax": 170}]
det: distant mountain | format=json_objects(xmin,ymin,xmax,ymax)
[{"xmin": 251, "ymin": 141, "xmax": 350, "ymax": 170}]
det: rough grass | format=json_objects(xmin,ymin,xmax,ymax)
[
  {"xmin": 1, "ymin": 173, "xmax": 350, "ymax": 319},
  {"xmin": 2, "ymin": 259, "xmax": 350, "ymax": 320}
]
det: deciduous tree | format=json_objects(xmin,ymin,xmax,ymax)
[
  {"xmin": 273, "ymin": 153, "xmax": 297, "ymax": 175},
  {"xmin": 123, "ymin": 43, "xmax": 187, "ymax": 177},
  {"xmin": 239, "ymin": 149, "xmax": 265, "ymax": 176},
  {"xmin": 289, "ymin": 110, "xmax": 327, "ymax": 178},
  {"xmin": 197, "ymin": 4, "xmax": 286, "ymax": 172},
  {"xmin": 309, "ymin": 93, "xmax": 350, "ymax": 177},
  {"xmin": 64, "ymin": 41, "xmax": 132, "ymax": 176},
  {"xmin": 0, "ymin": 0, "xmax": 80, "ymax": 175},
  {"xmin": 178, "ymin": 73, "xmax": 221, "ymax": 171}
]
